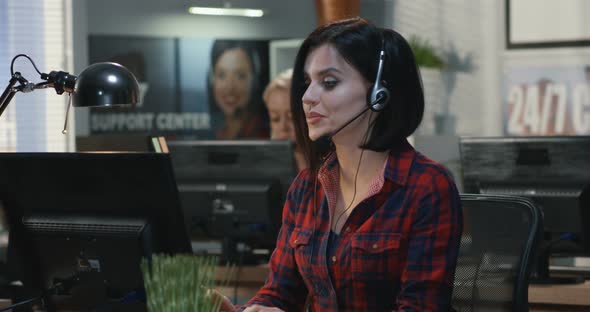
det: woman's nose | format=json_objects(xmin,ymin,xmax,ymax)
[
  {"xmin": 279, "ymin": 118, "xmax": 291, "ymax": 131},
  {"xmin": 219, "ymin": 75, "xmax": 237, "ymax": 90},
  {"xmin": 226, "ymin": 77, "xmax": 238, "ymax": 91},
  {"xmin": 302, "ymin": 83, "xmax": 319, "ymax": 106}
]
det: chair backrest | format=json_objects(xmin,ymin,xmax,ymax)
[{"xmin": 452, "ymin": 194, "xmax": 543, "ymax": 312}]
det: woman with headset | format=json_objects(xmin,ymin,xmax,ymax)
[{"xmin": 216, "ymin": 17, "xmax": 463, "ymax": 312}]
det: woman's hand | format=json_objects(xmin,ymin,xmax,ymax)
[
  {"xmin": 243, "ymin": 305, "xmax": 285, "ymax": 312},
  {"xmin": 207, "ymin": 288, "xmax": 235, "ymax": 312}
]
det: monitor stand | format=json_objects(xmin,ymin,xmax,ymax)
[{"xmin": 220, "ymin": 237, "xmax": 266, "ymax": 265}]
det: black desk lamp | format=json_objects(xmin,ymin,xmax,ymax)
[{"xmin": 0, "ymin": 54, "xmax": 139, "ymax": 132}]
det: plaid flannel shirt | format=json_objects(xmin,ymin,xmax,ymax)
[{"xmin": 239, "ymin": 140, "xmax": 463, "ymax": 311}]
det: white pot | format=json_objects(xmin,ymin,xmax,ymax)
[{"xmin": 418, "ymin": 67, "xmax": 445, "ymax": 135}]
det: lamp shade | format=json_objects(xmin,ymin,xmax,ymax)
[{"xmin": 73, "ymin": 62, "xmax": 139, "ymax": 108}]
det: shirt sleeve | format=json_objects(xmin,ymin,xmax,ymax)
[
  {"xmin": 396, "ymin": 169, "xmax": 463, "ymax": 311},
  {"xmin": 237, "ymin": 170, "xmax": 310, "ymax": 312}
]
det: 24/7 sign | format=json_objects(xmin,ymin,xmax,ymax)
[{"xmin": 504, "ymin": 65, "xmax": 590, "ymax": 136}]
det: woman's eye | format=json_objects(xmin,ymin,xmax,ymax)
[
  {"xmin": 322, "ymin": 78, "xmax": 338, "ymax": 89},
  {"xmin": 269, "ymin": 113, "xmax": 280, "ymax": 122},
  {"xmin": 237, "ymin": 71, "xmax": 249, "ymax": 81},
  {"xmin": 215, "ymin": 71, "xmax": 226, "ymax": 80}
]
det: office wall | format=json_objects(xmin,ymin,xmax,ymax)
[
  {"xmin": 73, "ymin": 0, "xmax": 386, "ymax": 136},
  {"xmin": 386, "ymin": 0, "xmax": 503, "ymax": 137}
]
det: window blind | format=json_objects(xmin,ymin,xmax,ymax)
[{"xmin": 0, "ymin": 0, "xmax": 72, "ymax": 152}]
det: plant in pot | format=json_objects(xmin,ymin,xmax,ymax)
[
  {"xmin": 408, "ymin": 36, "xmax": 474, "ymax": 135},
  {"xmin": 141, "ymin": 254, "xmax": 234, "ymax": 312},
  {"xmin": 408, "ymin": 36, "xmax": 446, "ymax": 70},
  {"xmin": 408, "ymin": 36, "xmax": 449, "ymax": 135}
]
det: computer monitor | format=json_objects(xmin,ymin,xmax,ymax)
[
  {"xmin": 166, "ymin": 140, "xmax": 297, "ymax": 264},
  {"xmin": 460, "ymin": 136, "xmax": 590, "ymax": 283},
  {"xmin": 0, "ymin": 152, "xmax": 192, "ymax": 311}
]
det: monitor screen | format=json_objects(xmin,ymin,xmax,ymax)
[
  {"xmin": 75, "ymin": 134, "xmax": 154, "ymax": 152},
  {"xmin": 0, "ymin": 152, "xmax": 191, "ymax": 311},
  {"xmin": 167, "ymin": 140, "xmax": 297, "ymax": 262}
]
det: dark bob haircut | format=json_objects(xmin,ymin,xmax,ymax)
[{"xmin": 290, "ymin": 17, "xmax": 424, "ymax": 173}]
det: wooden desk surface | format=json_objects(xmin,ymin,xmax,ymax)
[
  {"xmin": 215, "ymin": 265, "xmax": 268, "ymax": 285},
  {"xmin": 0, "ymin": 267, "xmax": 587, "ymax": 311},
  {"xmin": 529, "ymin": 280, "xmax": 590, "ymax": 306}
]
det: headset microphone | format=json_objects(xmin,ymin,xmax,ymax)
[
  {"xmin": 314, "ymin": 105, "xmax": 371, "ymax": 148},
  {"xmin": 330, "ymin": 106, "xmax": 371, "ymax": 137}
]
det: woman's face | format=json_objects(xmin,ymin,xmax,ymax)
[
  {"xmin": 302, "ymin": 44, "xmax": 371, "ymax": 142},
  {"xmin": 265, "ymin": 88, "xmax": 294, "ymax": 141},
  {"xmin": 213, "ymin": 48, "xmax": 253, "ymax": 117}
]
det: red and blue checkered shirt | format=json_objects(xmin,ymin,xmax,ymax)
[{"xmin": 239, "ymin": 140, "xmax": 463, "ymax": 311}]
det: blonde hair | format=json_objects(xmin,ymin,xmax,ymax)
[{"xmin": 263, "ymin": 68, "xmax": 293, "ymax": 104}]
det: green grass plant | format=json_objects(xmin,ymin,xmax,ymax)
[{"xmin": 141, "ymin": 254, "xmax": 234, "ymax": 312}]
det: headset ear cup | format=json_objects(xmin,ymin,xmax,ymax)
[
  {"xmin": 368, "ymin": 85, "xmax": 390, "ymax": 112},
  {"xmin": 366, "ymin": 84, "xmax": 376, "ymax": 110}
]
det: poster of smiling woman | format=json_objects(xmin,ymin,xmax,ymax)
[{"xmin": 87, "ymin": 36, "xmax": 270, "ymax": 139}]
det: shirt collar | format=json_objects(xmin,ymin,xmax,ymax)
[
  {"xmin": 383, "ymin": 139, "xmax": 415, "ymax": 186},
  {"xmin": 317, "ymin": 139, "xmax": 415, "ymax": 187}
]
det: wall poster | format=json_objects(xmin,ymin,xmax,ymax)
[{"xmin": 87, "ymin": 36, "xmax": 270, "ymax": 139}]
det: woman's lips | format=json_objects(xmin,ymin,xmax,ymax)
[
  {"xmin": 306, "ymin": 112, "xmax": 325, "ymax": 125},
  {"xmin": 221, "ymin": 95, "xmax": 239, "ymax": 107}
]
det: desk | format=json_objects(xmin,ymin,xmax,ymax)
[
  {"xmin": 0, "ymin": 299, "xmax": 10, "ymax": 309},
  {"xmin": 216, "ymin": 265, "xmax": 268, "ymax": 304},
  {"xmin": 215, "ymin": 266, "xmax": 590, "ymax": 311},
  {"xmin": 529, "ymin": 280, "xmax": 590, "ymax": 312}
]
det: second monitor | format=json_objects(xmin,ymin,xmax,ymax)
[
  {"xmin": 460, "ymin": 136, "xmax": 590, "ymax": 283},
  {"xmin": 167, "ymin": 140, "xmax": 297, "ymax": 263}
]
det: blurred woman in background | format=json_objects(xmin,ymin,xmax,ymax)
[{"xmin": 263, "ymin": 68, "xmax": 306, "ymax": 171}]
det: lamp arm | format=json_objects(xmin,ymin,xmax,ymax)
[
  {"xmin": 0, "ymin": 71, "xmax": 46, "ymax": 119},
  {"xmin": 0, "ymin": 74, "xmax": 20, "ymax": 119},
  {"xmin": 0, "ymin": 54, "xmax": 57, "ymax": 120}
]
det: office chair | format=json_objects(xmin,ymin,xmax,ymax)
[{"xmin": 451, "ymin": 194, "xmax": 543, "ymax": 312}]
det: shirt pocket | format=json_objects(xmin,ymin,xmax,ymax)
[
  {"xmin": 351, "ymin": 232, "xmax": 403, "ymax": 281},
  {"xmin": 289, "ymin": 228, "xmax": 313, "ymax": 276}
]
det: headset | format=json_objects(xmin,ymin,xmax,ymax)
[{"xmin": 367, "ymin": 41, "xmax": 390, "ymax": 112}]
